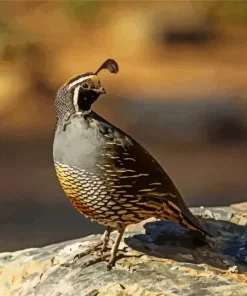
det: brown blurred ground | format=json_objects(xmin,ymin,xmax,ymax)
[{"xmin": 0, "ymin": 1, "xmax": 247, "ymax": 251}]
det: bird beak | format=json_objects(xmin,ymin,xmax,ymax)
[{"xmin": 96, "ymin": 87, "xmax": 106, "ymax": 94}]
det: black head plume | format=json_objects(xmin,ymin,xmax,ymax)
[{"xmin": 94, "ymin": 59, "xmax": 119, "ymax": 75}]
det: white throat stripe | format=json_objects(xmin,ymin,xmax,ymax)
[
  {"xmin": 73, "ymin": 86, "xmax": 80, "ymax": 112},
  {"xmin": 68, "ymin": 75, "xmax": 95, "ymax": 89}
]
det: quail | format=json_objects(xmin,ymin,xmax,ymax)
[{"xmin": 53, "ymin": 59, "xmax": 211, "ymax": 270}]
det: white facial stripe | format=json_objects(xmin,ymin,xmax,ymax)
[
  {"xmin": 68, "ymin": 75, "xmax": 95, "ymax": 89},
  {"xmin": 73, "ymin": 86, "xmax": 80, "ymax": 112}
]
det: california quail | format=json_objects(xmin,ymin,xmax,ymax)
[{"xmin": 53, "ymin": 59, "xmax": 211, "ymax": 270}]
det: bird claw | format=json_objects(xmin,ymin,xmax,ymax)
[
  {"xmin": 74, "ymin": 240, "xmax": 115, "ymax": 270},
  {"xmin": 61, "ymin": 228, "xmax": 122, "ymax": 271},
  {"xmin": 92, "ymin": 249, "xmax": 104, "ymax": 256},
  {"xmin": 81, "ymin": 252, "xmax": 110, "ymax": 269},
  {"xmin": 62, "ymin": 250, "xmax": 117, "ymax": 270},
  {"xmin": 73, "ymin": 241, "xmax": 103, "ymax": 261},
  {"xmin": 61, "ymin": 262, "xmax": 76, "ymax": 268},
  {"xmin": 60, "ymin": 240, "xmax": 104, "ymax": 268},
  {"xmin": 107, "ymin": 260, "xmax": 115, "ymax": 271}
]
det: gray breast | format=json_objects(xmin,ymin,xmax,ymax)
[{"xmin": 53, "ymin": 116, "xmax": 106, "ymax": 171}]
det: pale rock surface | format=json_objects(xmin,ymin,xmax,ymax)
[{"xmin": 0, "ymin": 206, "xmax": 247, "ymax": 296}]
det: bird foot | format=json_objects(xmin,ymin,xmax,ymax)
[
  {"xmin": 80, "ymin": 251, "xmax": 111, "ymax": 269},
  {"xmin": 73, "ymin": 240, "xmax": 103, "ymax": 261},
  {"xmin": 79, "ymin": 228, "xmax": 125, "ymax": 270},
  {"xmin": 61, "ymin": 240, "xmax": 105, "ymax": 268},
  {"xmin": 61, "ymin": 228, "xmax": 123, "ymax": 270},
  {"xmin": 78, "ymin": 239, "xmax": 117, "ymax": 270},
  {"xmin": 80, "ymin": 250, "xmax": 118, "ymax": 270}
]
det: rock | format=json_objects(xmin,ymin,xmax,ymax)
[
  {"xmin": 0, "ymin": 207, "xmax": 247, "ymax": 296},
  {"xmin": 89, "ymin": 282, "xmax": 165, "ymax": 296},
  {"xmin": 231, "ymin": 202, "xmax": 247, "ymax": 213}
]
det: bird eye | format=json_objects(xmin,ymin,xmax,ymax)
[{"xmin": 82, "ymin": 83, "xmax": 89, "ymax": 89}]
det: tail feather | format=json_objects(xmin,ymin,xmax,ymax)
[
  {"xmin": 178, "ymin": 205, "xmax": 212, "ymax": 238},
  {"xmin": 147, "ymin": 192, "xmax": 212, "ymax": 238},
  {"xmin": 182, "ymin": 212, "xmax": 211, "ymax": 237},
  {"xmin": 163, "ymin": 199, "xmax": 212, "ymax": 238}
]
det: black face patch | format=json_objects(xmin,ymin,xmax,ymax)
[{"xmin": 77, "ymin": 89, "xmax": 100, "ymax": 111}]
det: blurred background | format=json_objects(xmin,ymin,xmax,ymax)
[{"xmin": 1, "ymin": 1, "xmax": 247, "ymax": 252}]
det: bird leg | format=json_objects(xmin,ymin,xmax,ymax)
[
  {"xmin": 101, "ymin": 226, "xmax": 113, "ymax": 252},
  {"xmin": 74, "ymin": 226, "xmax": 113, "ymax": 261},
  {"xmin": 81, "ymin": 227, "xmax": 125, "ymax": 270},
  {"xmin": 61, "ymin": 227, "xmax": 113, "ymax": 267},
  {"xmin": 107, "ymin": 227, "xmax": 125, "ymax": 270}
]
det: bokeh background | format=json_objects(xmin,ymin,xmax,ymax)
[{"xmin": 1, "ymin": 1, "xmax": 247, "ymax": 252}]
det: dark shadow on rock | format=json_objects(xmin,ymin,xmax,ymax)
[{"xmin": 124, "ymin": 218, "xmax": 247, "ymax": 272}]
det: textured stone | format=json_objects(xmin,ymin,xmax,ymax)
[
  {"xmin": 238, "ymin": 216, "xmax": 247, "ymax": 226},
  {"xmin": 0, "ymin": 207, "xmax": 247, "ymax": 296},
  {"xmin": 231, "ymin": 202, "xmax": 247, "ymax": 213},
  {"xmin": 90, "ymin": 283, "xmax": 165, "ymax": 296}
]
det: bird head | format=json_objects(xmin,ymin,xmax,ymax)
[{"xmin": 55, "ymin": 59, "xmax": 119, "ymax": 121}]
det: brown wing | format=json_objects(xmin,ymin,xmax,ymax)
[{"xmin": 95, "ymin": 116, "xmax": 210, "ymax": 236}]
